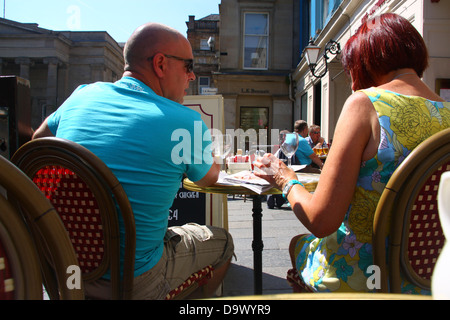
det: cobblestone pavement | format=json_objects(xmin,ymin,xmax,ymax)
[{"xmin": 222, "ymin": 195, "xmax": 309, "ymax": 297}]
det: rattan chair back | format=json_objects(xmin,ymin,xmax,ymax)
[
  {"xmin": 11, "ymin": 137, "xmax": 136, "ymax": 299},
  {"xmin": 0, "ymin": 155, "xmax": 82, "ymax": 299},
  {"xmin": 0, "ymin": 194, "xmax": 42, "ymax": 300},
  {"xmin": 373, "ymin": 128, "xmax": 450, "ymax": 293}
]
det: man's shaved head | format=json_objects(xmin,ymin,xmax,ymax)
[
  {"xmin": 123, "ymin": 22, "xmax": 181, "ymax": 72},
  {"xmin": 121, "ymin": 22, "xmax": 195, "ymax": 103}
]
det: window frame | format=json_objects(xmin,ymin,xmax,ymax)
[
  {"xmin": 198, "ymin": 76, "xmax": 211, "ymax": 95},
  {"xmin": 200, "ymin": 39, "xmax": 210, "ymax": 51},
  {"xmin": 242, "ymin": 12, "xmax": 270, "ymax": 70}
]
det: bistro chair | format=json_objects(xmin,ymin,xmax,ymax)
[
  {"xmin": 0, "ymin": 155, "xmax": 82, "ymax": 300},
  {"xmin": 373, "ymin": 128, "xmax": 450, "ymax": 293},
  {"xmin": 11, "ymin": 137, "xmax": 136, "ymax": 300},
  {"xmin": 12, "ymin": 137, "xmax": 215, "ymax": 300},
  {"xmin": 432, "ymin": 171, "xmax": 450, "ymax": 298},
  {"xmin": 0, "ymin": 195, "xmax": 42, "ymax": 300}
]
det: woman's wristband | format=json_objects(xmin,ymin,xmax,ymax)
[{"xmin": 282, "ymin": 179, "xmax": 304, "ymax": 199}]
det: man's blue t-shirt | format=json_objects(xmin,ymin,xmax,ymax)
[
  {"xmin": 47, "ymin": 77, "xmax": 213, "ymax": 277},
  {"xmin": 295, "ymin": 137, "xmax": 313, "ymax": 165}
]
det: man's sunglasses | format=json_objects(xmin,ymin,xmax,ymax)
[{"xmin": 149, "ymin": 54, "xmax": 194, "ymax": 73}]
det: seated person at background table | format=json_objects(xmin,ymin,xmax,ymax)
[
  {"xmin": 266, "ymin": 181, "xmax": 286, "ymax": 209},
  {"xmin": 306, "ymin": 124, "xmax": 327, "ymax": 150},
  {"xmin": 32, "ymin": 22, "xmax": 234, "ymax": 299},
  {"xmin": 254, "ymin": 13, "xmax": 449, "ymax": 294},
  {"xmin": 293, "ymin": 120, "xmax": 323, "ymax": 173}
]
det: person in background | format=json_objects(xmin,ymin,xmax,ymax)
[
  {"xmin": 293, "ymin": 120, "xmax": 323, "ymax": 172},
  {"xmin": 306, "ymin": 124, "xmax": 327, "ymax": 149},
  {"xmin": 254, "ymin": 13, "xmax": 449, "ymax": 294},
  {"xmin": 32, "ymin": 22, "xmax": 234, "ymax": 299}
]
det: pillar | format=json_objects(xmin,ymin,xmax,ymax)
[
  {"xmin": 14, "ymin": 57, "xmax": 32, "ymax": 80},
  {"xmin": 43, "ymin": 57, "xmax": 60, "ymax": 115}
]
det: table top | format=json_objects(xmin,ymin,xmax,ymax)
[{"xmin": 183, "ymin": 172, "xmax": 320, "ymax": 195}]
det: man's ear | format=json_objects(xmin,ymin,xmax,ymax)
[{"xmin": 152, "ymin": 54, "xmax": 166, "ymax": 78}]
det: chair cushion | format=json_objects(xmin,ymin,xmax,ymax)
[
  {"xmin": 33, "ymin": 166, "xmax": 105, "ymax": 274},
  {"xmin": 165, "ymin": 265, "xmax": 214, "ymax": 300},
  {"xmin": 286, "ymin": 268, "xmax": 314, "ymax": 293},
  {"xmin": 407, "ymin": 162, "xmax": 448, "ymax": 280}
]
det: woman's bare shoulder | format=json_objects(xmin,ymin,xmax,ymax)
[{"xmin": 339, "ymin": 91, "xmax": 375, "ymax": 122}]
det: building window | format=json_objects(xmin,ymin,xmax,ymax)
[
  {"xmin": 239, "ymin": 106, "xmax": 270, "ymax": 151},
  {"xmin": 200, "ymin": 39, "xmax": 210, "ymax": 51},
  {"xmin": 240, "ymin": 107, "xmax": 269, "ymax": 131},
  {"xmin": 198, "ymin": 76, "xmax": 210, "ymax": 94},
  {"xmin": 243, "ymin": 12, "xmax": 269, "ymax": 70},
  {"xmin": 309, "ymin": 0, "xmax": 343, "ymax": 38},
  {"xmin": 300, "ymin": 93, "xmax": 308, "ymax": 122}
]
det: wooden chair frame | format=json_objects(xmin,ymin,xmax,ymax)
[
  {"xmin": 0, "ymin": 155, "xmax": 83, "ymax": 300},
  {"xmin": 373, "ymin": 128, "xmax": 450, "ymax": 293},
  {"xmin": 0, "ymin": 193, "xmax": 43, "ymax": 300},
  {"xmin": 11, "ymin": 137, "xmax": 136, "ymax": 300}
]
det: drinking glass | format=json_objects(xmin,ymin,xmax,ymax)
[
  {"xmin": 212, "ymin": 133, "xmax": 233, "ymax": 163},
  {"xmin": 255, "ymin": 149, "xmax": 266, "ymax": 159},
  {"xmin": 322, "ymin": 143, "xmax": 329, "ymax": 156},
  {"xmin": 279, "ymin": 132, "xmax": 299, "ymax": 167},
  {"xmin": 222, "ymin": 134, "xmax": 233, "ymax": 160}
]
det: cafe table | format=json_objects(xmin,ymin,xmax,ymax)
[{"xmin": 183, "ymin": 172, "xmax": 320, "ymax": 295}]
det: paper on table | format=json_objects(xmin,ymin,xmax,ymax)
[
  {"xmin": 217, "ymin": 170, "xmax": 273, "ymax": 194},
  {"xmin": 295, "ymin": 172, "xmax": 320, "ymax": 184},
  {"xmin": 290, "ymin": 164, "xmax": 307, "ymax": 172}
]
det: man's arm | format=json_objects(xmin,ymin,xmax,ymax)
[
  {"xmin": 313, "ymin": 137, "xmax": 326, "ymax": 149},
  {"xmin": 193, "ymin": 161, "xmax": 220, "ymax": 187},
  {"xmin": 309, "ymin": 153, "xmax": 324, "ymax": 169},
  {"xmin": 32, "ymin": 118, "xmax": 54, "ymax": 140}
]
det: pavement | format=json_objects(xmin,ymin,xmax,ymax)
[{"xmin": 221, "ymin": 195, "xmax": 309, "ymax": 297}]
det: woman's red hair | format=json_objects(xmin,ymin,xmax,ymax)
[{"xmin": 341, "ymin": 13, "xmax": 429, "ymax": 91}]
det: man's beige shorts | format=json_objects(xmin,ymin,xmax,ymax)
[{"xmin": 85, "ymin": 223, "xmax": 234, "ymax": 300}]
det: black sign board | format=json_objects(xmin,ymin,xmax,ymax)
[{"xmin": 168, "ymin": 182, "xmax": 206, "ymax": 227}]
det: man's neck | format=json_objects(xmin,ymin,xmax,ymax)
[{"xmin": 122, "ymin": 71, "xmax": 161, "ymax": 96}]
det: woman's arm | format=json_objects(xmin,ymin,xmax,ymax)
[{"xmin": 255, "ymin": 92, "xmax": 379, "ymax": 238}]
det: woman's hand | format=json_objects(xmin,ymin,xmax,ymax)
[{"xmin": 253, "ymin": 153, "xmax": 298, "ymax": 190}]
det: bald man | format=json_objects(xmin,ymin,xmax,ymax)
[{"xmin": 33, "ymin": 23, "xmax": 233, "ymax": 300}]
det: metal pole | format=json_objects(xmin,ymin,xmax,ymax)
[{"xmin": 251, "ymin": 195, "xmax": 264, "ymax": 294}]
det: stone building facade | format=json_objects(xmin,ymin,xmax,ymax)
[
  {"xmin": 213, "ymin": 0, "xmax": 300, "ymax": 149},
  {"xmin": 292, "ymin": 0, "xmax": 450, "ymax": 143},
  {"xmin": 186, "ymin": 14, "xmax": 220, "ymax": 96},
  {"xmin": 0, "ymin": 17, "xmax": 124, "ymax": 130}
]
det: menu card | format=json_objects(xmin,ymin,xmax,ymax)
[{"xmin": 217, "ymin": 171, "xmax": 273, "ymax": 194}]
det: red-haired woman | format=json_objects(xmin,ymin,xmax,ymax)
[{"xmin": 255, "ymin": 13, "xmax": 450, "ymax": 294}]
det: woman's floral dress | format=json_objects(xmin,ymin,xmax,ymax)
[{"xmin": 293, "ymin": 88, "xmax": 450, "ymax": 293}]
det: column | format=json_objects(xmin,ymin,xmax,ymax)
[
  {"xmin": 43, "ymin": 57, "xmax": 60, "ymax": 115},
  {"xmin": 15, "ymin": 57, "xmax": 32, "ymax": 80}
]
